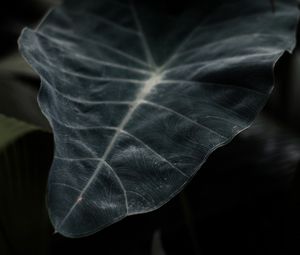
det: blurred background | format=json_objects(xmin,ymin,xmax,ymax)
[{"xmin": 1, "ymin": 0, "xmax": 300, "ymax": 254}]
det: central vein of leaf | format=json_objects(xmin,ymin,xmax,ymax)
[
  {"xmin": 138, "ymin": 73, "xmax": 163, "ymax": 99},
  {"xmin": 56, "ymin": 72, "xmax": 162, "ymax": 231}
]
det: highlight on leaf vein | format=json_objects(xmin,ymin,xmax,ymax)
[{"xmin": 18, "ymin": 0, "xmax": 299, "ymax": 237}]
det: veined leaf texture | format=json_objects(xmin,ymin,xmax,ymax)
[{"xmin": 19, "ymin": 0, "xmax": 299, "ymax": 237}]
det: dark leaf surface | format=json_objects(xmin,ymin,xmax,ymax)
[{"xmin": 19, "ymin": 0, "xmax": 299, "ymax": 237}]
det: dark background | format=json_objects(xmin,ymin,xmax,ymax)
[{"xmin": 1, "ymin": 0, "xmax": 300, "ymax": 254}]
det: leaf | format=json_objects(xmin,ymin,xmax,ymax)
[
  {"xmin": 0, "ymin": 115, "xmax": 53, "ymax": 254},
  {"xmin": 18, "ymin": 0, "xmax": 299, "ymax": 237},
  {"xmin": 0, "ymin": 114, "xmax": 39, "ymax": 148},
  {"xmin": 0, "ymin": 53, "xmax": 50, "ymax": 129}
]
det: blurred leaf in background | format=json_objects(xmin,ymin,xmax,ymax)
[
  {"xmin": 0, "ymin": 1, "xmax": 58, "ymax": 254},
  {"xmin": 0, "ymin": 0, "xmax": 60, "ymax": 128},
  {"xmin": 0, "ymin": 115, "xmax": 53, "ymax": 254}
]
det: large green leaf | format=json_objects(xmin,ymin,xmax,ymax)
[{"xmin": 19, "ymin": 0, "xmax": 299, "ymax": 237}]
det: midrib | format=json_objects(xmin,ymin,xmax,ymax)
[
  {"xmin": 56, "ymin": 2, "xmax": 162, "ymax": 231},
  {"xmin": 56, "ymin": 72, "xmax": 162, "ymax": 231}
]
